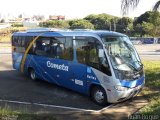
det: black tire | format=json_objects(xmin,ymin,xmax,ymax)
[
  {"xmin": 91, "ymin": 86, "xmax": 107, "ymax": 106},
  {"xmin": 29, "ymin": 68, "xmax": 36, "ymax": 81}
]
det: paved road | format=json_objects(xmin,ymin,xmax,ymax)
[
  {"xmin": 0, "ymin": 48, "xmax": 148, "ymax": 120},
  {"xmin": 0, "ymin": 54, "xmax": 104, "ymax": 111},
  {"xmin": 134, "ymin": 44, "xmax": 160, "ymax": 61},
  {"xmin": 0, "ymin": 24, "xmax": 11, "ymax": 29},
  {"xmin": 139, "ymin": 52, "xmax": 160, "ymax": 61},
  {"xmin": 0, "ymin": 45, "xmax": 159, "ymax": 109}
]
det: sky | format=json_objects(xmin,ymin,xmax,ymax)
[{"xmin": 0, "ymin": 0, "xmax": 158, "ymax": 19}]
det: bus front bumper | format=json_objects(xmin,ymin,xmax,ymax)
[{"xmin": 106, "ymin": 83, "xmax": 144, "ymax": 103}]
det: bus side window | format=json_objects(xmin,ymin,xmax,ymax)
[
  {"xmin": 12, "ymin": 36, "xmax": 17, "ymax": 52},
  {"xmin": 12, "ymin": 36, "xmax": 26, "ymax": 53},
  {"xmin": 99, "ymin": 51, "xmax": 112, "ymax": 76},
  {"xmin": 75, "ymin": 37, "xmax": 99, "ymax": 67},
  {"xmin": 35, "ymin": 37, "xmax": 50, "ymax": 56},
  {"xmin": 21, "ymin": 36, "xmax": 25, "ymax": 53},
  {"xmin": 27, "ymin": 36, "xmax": 36, "ymax": 55},
  {"xmin": 75, "ymin": 37, "xmax": 111, "ymax": 76},
  {"xmin": 52, "ymin": 37, "xmax": 65, "ymax": 58},
  {"xmin": 76, "ymin": 40, "xmax": 88, "ymax": 64},
  {"xmin": 50, "ymin": 37, "xmax": 73, "ymax": 61},
  {"xmin": 60, "ymin": 37, "xmax": 73, "ymax": 61}
]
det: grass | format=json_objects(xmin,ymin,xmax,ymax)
[
  {"xmin": 0, "ymin": 106, "xmax": 57, "ymax": 120},
  {"xmin": 0, "ymin": 106, "xmax": 19, "ymax": 120},
  {"xmin": 0, "ymin": 33, "xmax": 12, "ymax": 43},
  {"xmin": 137, "ymin": 61, "xmax": 160, "ymax": 118},
  {"xmin": 0, "ymin": 27, "xmax": 27, "ymax": 43}
]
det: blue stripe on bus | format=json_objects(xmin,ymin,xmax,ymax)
[{"xmin": 120, "ymin": 76, "xmax": 145, "ymax": 88}]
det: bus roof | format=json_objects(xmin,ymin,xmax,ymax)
[{"xmin": 13, "ymin": 28, "xmax": 126, "ymax": 38}]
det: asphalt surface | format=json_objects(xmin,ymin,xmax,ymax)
[
  {"xmin": 134, "ymin": 44, "xmax": 160, "ymax": 61},
  {"xmin": 0, "ymin": 54, "xmax": 104, "ymax": 111},
  {"xmin": 0, "ymin": 45, "xmax": 150, "ymax": 119},
  {"xmin": 0, "ymin": 44, "xmax": 159, "ymax": 111}
]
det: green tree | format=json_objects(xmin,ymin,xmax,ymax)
[
  {"xmin": 84, "ymin": 14, "xmax": 115, "ymax": 30},
  {"xmin": 134, "ymin": 24, "xmax": 144, "ymax": 37},
  {"xmin": 121, "ymin": 0, "xmax": 160, "ymax": 15},
  {"xmin": 132, "ymin": 11, "xmax": 153, "ymax": 36},
  {"xmin": 84, "ymin": 14, "xmax": 134, "ymax": 34},
  {"xmin": 39, "ymin": 20, "xmax": 69, "ymax": 28},
  {"xmin": 110, "ymin": 17, "xmax": 119, "ymax": 31},
  {"xmin": 133, "ymin": 11, "xmax": 160, "ymax": 37},
  {"xmin": 141, "ymin": 12, "xmax": 160, "ymax": 37},
  {"xmin": 142, "ymin": 22, "xmax": 155, "ymax": 36},
  {"xmin": 133, "ymin": 11, "xmax": 152, "ymax": 26},
  {"xmin": 12, "ymin": 23, "xmax": 23, "ymax": 27},
  {"xmin": 116, "ymin": 17, "xmax": 133, "ymax": 34},
  {"xmin": 69, "ymin": 19, "xmax": 94, "ymax": 29}
]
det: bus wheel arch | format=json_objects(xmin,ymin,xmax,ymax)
[
  {"xmin": 28, "ymin": 67, "xmax": 37, "ymax": 80},
  {"xmin": 89, "ymin": 84, "xmax": 108, "ymax": 106}
]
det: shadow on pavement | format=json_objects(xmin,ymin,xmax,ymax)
[{"xmin": 0, "ymin": 70, "xmax": 106, "ymax": 111}]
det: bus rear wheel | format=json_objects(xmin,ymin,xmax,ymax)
[
  {"xmin": 91, "ymin": 86, "xmax": 107, "ymax": 106},
  {"xmin": 29, "ymin": 68, "xmax": 36, "ymax": 81}
]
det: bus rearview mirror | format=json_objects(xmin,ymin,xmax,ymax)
[{"xmin": 98, "ymin": 49, "xmax": 104, "ymax": 58}]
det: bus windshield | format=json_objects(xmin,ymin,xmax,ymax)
[{"xmin": 103, "ymin": 36, "xmax": 142, "ymax": 72}]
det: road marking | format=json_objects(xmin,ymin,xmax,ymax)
[
  {"xmin": 0, "ymin": 99, "xmax": 113, "ymax": 112},
  {"xmin": 97, "ymin": 104, "xmax": 114, "ymax": 112}
]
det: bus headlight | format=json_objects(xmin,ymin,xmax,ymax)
[{"xmin": 115, "ymin": 85, "xmax": 129, "ymax": 91}]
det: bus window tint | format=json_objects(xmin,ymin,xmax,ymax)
[
  {"xmin": 35, "ymin": 37, "xmax": 73, "ymax": 61},
  {"xmin": 12, "ymin": 36, "xmax": 25, "ymax": 53},
  {"xmin": 60, "ymin": 37, "xmax": 73, "ymax": 60},
  {"xmin": 50, "ymin": 38, "xmax": 63, "ymax": 58},
  {"xmin": 75, "ymin": 37, "xmax": 99, "ymax": 68},
  {"xmin": 75, "ymin": 37, "xmax": 111, "ymax": 76},
  {"xmin": 35, "ymin": 37, "xmax": 51, "ymax": 56},
  {"xmin": 27, "ymin": 36, "xmax": 36, "ymax": 54},
  {"xmin": 50, "ymin": 37, "xmax": 73, "ymax": 60}
]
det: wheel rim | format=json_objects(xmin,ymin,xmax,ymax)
[
  {"xmin": 30, "ymin": 70, "xmax": 35, "ymax": 80},
  {"xmin": 94, "ymin": 90, "xmax": 104, "ymax": 103}
]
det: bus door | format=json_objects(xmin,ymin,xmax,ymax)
[
  {"xmin": 43, "ymin": 36, "xmax": 87, "ymax": 92},
  {"xmin": 70, "ymin": 62, "xmax": 87, "ymax": 93},
  {"xmin": 35, "ymin": 36, "xmax": 75, "ymax": 87},
  {"xmin": 33, "ymin": 37, "xmax": 59, "ymax": 84},
  {"xmin": 72, "ymin": 37, "xmax": 105, "ymax": 93}
]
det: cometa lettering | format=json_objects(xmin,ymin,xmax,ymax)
[{"xmin": 47, "ymin": 61, "xmax": 69, "ymax": 71}]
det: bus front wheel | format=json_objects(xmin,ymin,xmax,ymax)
[
  {"xmin": 91, "ymin": 86, "xmax": 107, "ymax": 106},
  {"xmin": 29, "ymin": 68, "xmax": 36, "ymax": 81}
]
